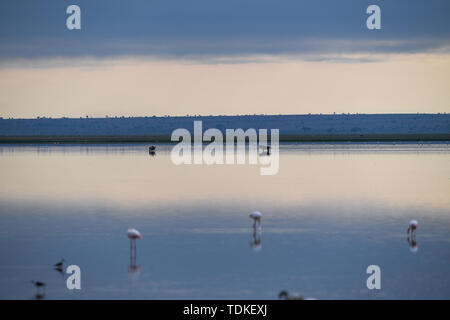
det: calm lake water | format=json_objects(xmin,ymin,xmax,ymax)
[{"xmin": 0, "ymin": 142, "xmax": 449, "ymax": 299}]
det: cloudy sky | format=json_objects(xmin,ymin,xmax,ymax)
[{"xmin": 0, "ymin": 0, "xmax": 449, "ymax": 118}]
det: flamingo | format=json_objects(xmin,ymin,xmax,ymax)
[
  {"xmin": 407, "ymin": 220, "xmax": 418, "ymax": 233},
  {"xmin": 249, "ymin": 211, "xmax": 262, "ymax": 228},
  {"xmin": 127, "ymin": 228, "xmax": 142, "ymax": 241},
  {"xmin": 127, "ymin": 228, "xmax": 142, "ymax": 267}
]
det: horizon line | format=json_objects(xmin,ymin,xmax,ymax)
[{"xmin": 1, "ymin": 112, "xmax": 449, "ymax": 121}]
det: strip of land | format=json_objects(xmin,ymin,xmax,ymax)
[
  {"xmin": 0, "ymin": 133, "xmax": 449, "ymax": 143},
  {"xmin": 0, "ymin": 114, "xmax": 449, "ymax": 143}
]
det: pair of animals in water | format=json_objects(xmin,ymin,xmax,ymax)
[{"xmin": 31, "ymin": 259, "xmax": 65, "ymax": 299}]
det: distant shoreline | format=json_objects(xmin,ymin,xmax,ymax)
[
  {"xmin": 1, "ymin": 133, "xmax": 449, "ymax": 144},
  {"xmin": 1, "ymin": 114, "xmax": 449, "ymax": 142}
]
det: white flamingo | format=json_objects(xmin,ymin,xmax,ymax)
[
  {"xmin": 249, "ymin": 211, "xmax": 262, "ymax": 228},
  {"xmin": 407, "ymin": 220, "xmax": 418, "ymax": 233},
  {"xmin": 127, "ymin": 228, "xmax": 142, "ymax": 265}
]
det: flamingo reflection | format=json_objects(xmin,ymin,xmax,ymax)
[
  {"xmin": 249, "ymin": 211, "xmax": 262, "ymax": 251},
  {"xmin": 250, "ymin": 224, "xmax": 262, "ymax": 251}
]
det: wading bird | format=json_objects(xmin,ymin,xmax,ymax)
[
  {"xmin": 249, "ymin": 211, "xmax": 262, "ymax": 228},
  {"xmin": 127, "ymin": 228, "xmax": 142, "ymax": 267}
]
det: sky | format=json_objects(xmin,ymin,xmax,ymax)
[{"xmin": 0, "ymin": 0, "xmax": 450, "ymax": 118}]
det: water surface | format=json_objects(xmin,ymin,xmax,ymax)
[{"xmin": 0, "ymin": 142, "xmax": 449, "ymax": 299}]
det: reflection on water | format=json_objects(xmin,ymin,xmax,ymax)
[
  {"xmin": 407, "ymin": 220, "xmax": 419, "ymax": 253},
  {"xmin": 249, "ymin": 212, "xmax": 263, "ymax": 252},
  {"xmin": 407, "ymin": 233, "xmax": 418, "ymax": 253},
  {"xmin": 250, "ymin": 224, "xmax": 262, "ymax": 252},
  {"xmin": 0, "ymin": 143, "xmax": 449, "ymax": 299}
]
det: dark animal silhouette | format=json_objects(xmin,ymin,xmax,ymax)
[{"xmin": 54, "ymin": 259, "xmax": 65, "ymax": 268}]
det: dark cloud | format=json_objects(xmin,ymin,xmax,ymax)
[{"xmin": 1, "ymin": 0, "xmax": 449, "ymax": 61}]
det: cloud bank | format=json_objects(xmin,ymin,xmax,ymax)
[{"xmin": 1, "ymin": 0, "xmax": 450, "ymax": 62}]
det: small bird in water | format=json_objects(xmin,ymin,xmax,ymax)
[
  {"xmin": 278, "ymin": 290, "xmax": 304, "ymax": 300},
  {"xmin": 54, "ymin": 259, "xmax": 65, "ymax": 268},
  {"xmin": 279, "ymin": 290, "xmax": 316, "ymax": 300},
  {"xmin": 31, "ymin": 281, "xmax": 46, "ymax": 292},
  {"xmin": 53, "ymin": 259, "xmax": 65, "ymax": 274}
]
